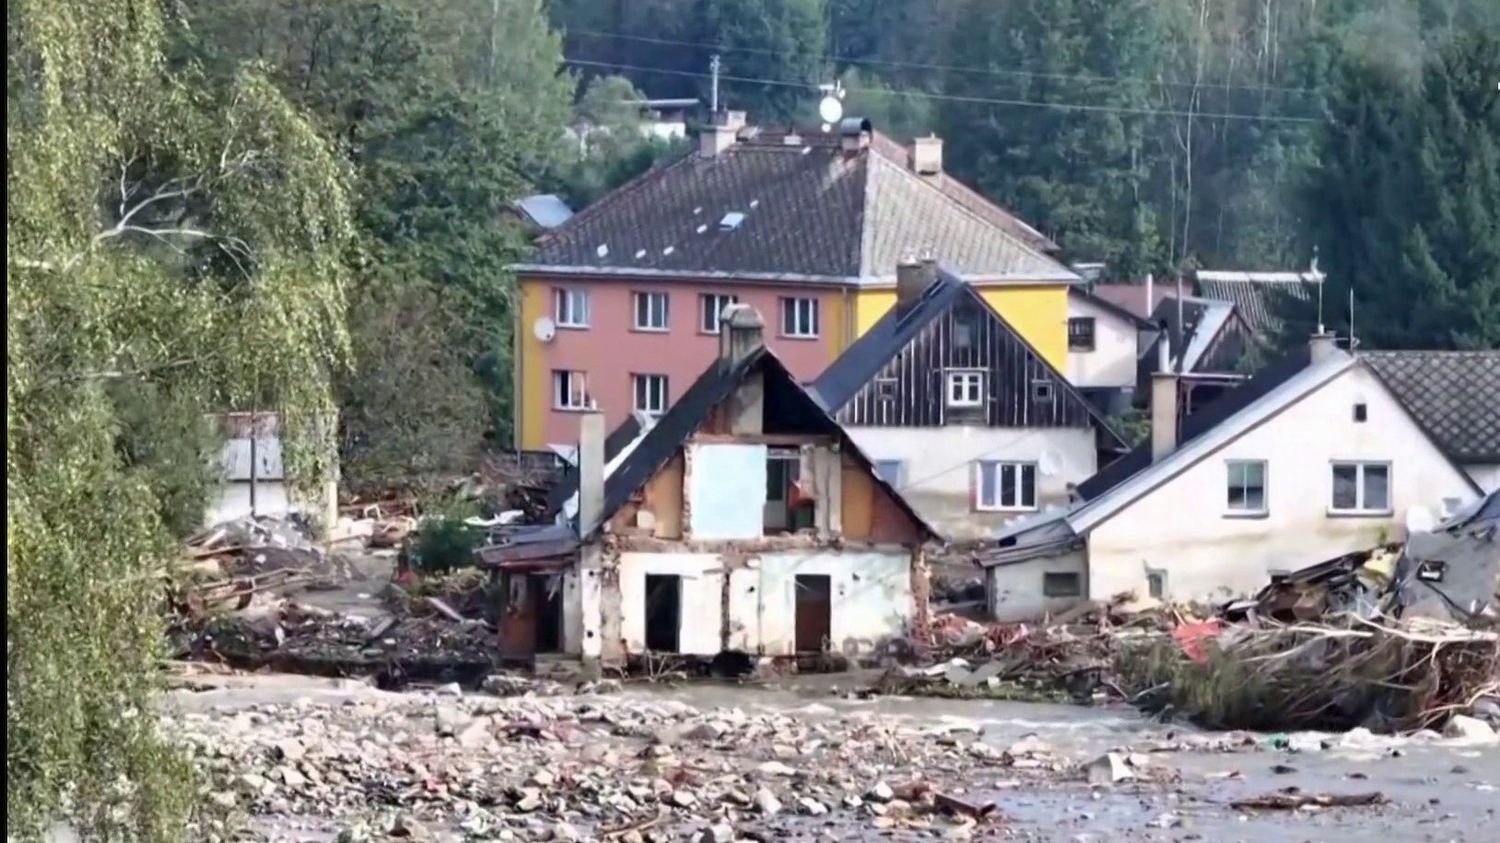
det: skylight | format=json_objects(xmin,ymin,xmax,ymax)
[{"xmin": 719, "ymin": 212, "xmax": 746, "ymax": 230}]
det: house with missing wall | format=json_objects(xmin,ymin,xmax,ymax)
[
  {"xmin": 979, "ymin": 334, "xmax": 1482, "ymax": 621},
  {"xmin": 809, "ymin": 261, "xmax": 1124, "ymax": 541},
  {"xmin": 480, "ymin": 304, "xmax": 938, "ymax": 668}
]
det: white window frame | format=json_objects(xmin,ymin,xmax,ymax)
[
  {"xmin": 1067, "ymin": 316, "xmax": 1096, "ymax": 351},
  {"xmin": 976, "ymin": 461, "xmax": 1038, "ymax": 512},
  {"xmin": 1329, "ymin": 461, "xmax": 1392, "ymax": 515},
  {"xmin": 1225, "ymin": 459, "xmax": 1268, "ymax": 516},
  {"xmin": 946, "ymin": 371, "xmax": 984, "ymax": 408},
  {"xmin": 632, "ymin": 291, "xmax": 669, "ymax": 331},
  {"xmin": 700, "ymin": 293, "xmax": 740, "ymax": 334},
  {"xmin": 553, "ymin": 288, "xmax": 590, "ymax": 328},
  {"xmin": 632, "ymin": 373, "xmax": 668, "ymax": 416},
  {"xmin": 780, "ymin": 297, "xmax": 819, "ymax": 338},
  {"xmin": 552, "ymin": 370, "xmax": 589, "ymax": 411}
]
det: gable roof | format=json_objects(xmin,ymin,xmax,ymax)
[
  {"xmin": 1363, "ymin": 351, "xmax": 1500, "ymax": 462},
  {"xmin": 1070, "ymin": 286, "xmax": 1157, "ymax": 330},
  {"xmin": 514, "ymin": 131, "xmax": 1076, "ymax": 285},
  {"xmin": 1194, "ymin": 270, "xmax": 1322, "ymax": 339},
  {"xmin": 809, "ymin": 270, "xmax": 1125, "ymax": 448},
  {"xmin": 552, "ymin": 345, "xmax": 940, "ymax": 541}
]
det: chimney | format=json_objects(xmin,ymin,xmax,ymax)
[
  {"xmin": 839, "ymin": 117, "xmax": 872, "ymax": 155},
  {"xmin": 1144, "ymin": 272, "xmax": 1154, "ymax": 319},
  {"xmin": 718, "ymin": 302, "xmax": 765, "ymax": 364},
  {"xmin": 896, "ymin": 257, "xmax": 937, "ymax": 309},
  {"xmin": 577, "ymin": 411, "xmax": 605, "ymax": 538},
  {"xmin": 1309, "ymin": 330, "xmax": 1337, "ymax": 364},
  {"xmin": 697, "ymin": 110, "xmax": 744, "ymax": 158},
  {"xmin": 1150, "ymin": 335, "xmax": 1178, "ymax": 463},
  {"xmin": 910, "ymin": 135, "xmax": 943, "ymax": 176}
]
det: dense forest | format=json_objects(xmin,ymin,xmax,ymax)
[{"xmin": 5, "ymin": 2, "xmax": 1497, "ymax": 836}]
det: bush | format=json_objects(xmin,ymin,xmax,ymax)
[{"xmin": 410, "ymin": 515, "xmax": 485, "ymax": 574}]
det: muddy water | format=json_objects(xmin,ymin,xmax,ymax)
[{"xmin": 634, "ymin": 675, "xmax": 1500, "ymax": 842}]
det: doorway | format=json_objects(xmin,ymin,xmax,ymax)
[
  {"xmin": 794, "ymin": 574, "xmax": 832, "ymax": 653},
  {"xmin": 644, "ymin": 574, "xmax": 682, "ymax": 653},
  {"xmin": 531, "ymin": 574, "xmax": 563, "ymax": 653},
  {"xmin": 499, "ymin": 572, "xmax": 565, "ymax": 658}
]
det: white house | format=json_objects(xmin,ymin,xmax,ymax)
[
  {"xmin": 480, "ymin": 305, "xmax": 938, "ymax": 668},
  {"xmin": 1065, "ymin": 286, "xmax": 1156, "ymax": 413},
  {"xmin": 809, "ymin": 263, "xmax": 1126, "ymax": 541},
  {"xmin": 981, "ymin": 334, "xmax": 1483, "ymax": 621}
]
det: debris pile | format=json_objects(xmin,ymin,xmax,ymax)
[
  {"xmin": 174, "ymin": 517, "xmax": 349, "ymax": 619},
  {"xmin": 179, "ymin": 692, "xmax": 1035, "ymax": 841}
]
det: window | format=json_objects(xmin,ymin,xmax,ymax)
[
  {"xmin": 1331, "ymin": 462, "xmax": 1391, "ymax": 514},
  {"xmin": 977, "ymin": 461, "xmax": 1037, "ymax": 511},
  {"xmin": 1353, "ymin": 402, "xmax": 1368, "ymax": 423},
  {"xmin": 633, "ymin": 291, "xmax": 669, "ymax": 331},
  {"xmin": 780, "ymin": 297, "xmax": 819, "ymax": 338},
  {"xmin": 1068, "ymin": 317, "xmax": 1096, "ymax": 351},
  {"xmin": 700, "ymin": 293, "xmax": 739, "ymax": 333},
  {"xmin": 1225, "ymin": 460, "xmax": 1268, "ymax": 514},
  {"xmin": 875, "ymin": 378, "xmax": 897, "ymax": 400},
  {"xmin": 1146, "ymin": 571, "xmax": 1166, "ymax": 600},
  {"xmin": 552, "ymin": 370, "xmax": 589, "ymax": 410},
  {"xmin": 632, "ymin": 374, "xmax": 668, "ymax": 416},
  {"xmin": 874, "ymin": 460, "xmax": 904, "ymax": 486},
  {"xmin": 1031, "ymin": 379, "xmax": 1054, "ymax": 401},
  {"xmin": 947, "ymin": 371, "xmax": 984, "ymax": 408},
  {"xmin": 1043, "ymin": 572, "xmax": 1082, "ymax": 597},
  {"xmin": 554, "ymin": 288, "xmax": 590, "ymax": 328},
  {"xmin": 953, "ymin": 313, "xmax": 977, "ymax": 349}
]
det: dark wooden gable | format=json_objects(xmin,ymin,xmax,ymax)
[{"xmin": 834, "ymin": 288, "xmax": 1100, "ymax": 429}]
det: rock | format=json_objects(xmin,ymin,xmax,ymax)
[
  {"xmin": 1007, "ymin": 734, "xmax": 1052, "ymax": 757},
  {"xmin": 277, "ymin": 764, "xmax": 307, "ymax": 788},
  {"xmin": 389, "ymin": 814, "xmax": 433, "ymax": 840},
  {"xmin": 436, "ymin": 682, "xmax": 463, "ymax": 697},
  {"xmin": 1086, "ymin": 752, "xmax": 1134, "ymax": 786},
  {"xmin": 434, "ymin": 705, "xmax": 469, "ymax": 737},
  {"xmin": 272, "ymin": 738, "xmax": 305, "ymax": 762},
  {"xmin": 866, "ymin": 781, "xmax": 895, "ymax": 803},
  {"xmin": 481, "ymin": 674, "xmax": 533, "ymax": 696},
  {"xmin": 1444, "ymin": 715, "xmax": 1497, "ymax": 742},
  {"xmin": 1286, "ymin": 733, "xmax": 1325, "ymax": 753},
  {"xmin": 685, "ymin": 721, "xmax": 729, "ymax": 742},
  {"xmin": 1271, "ymin": 763, "xmax": 1297, "ymax": 775},
  {"xmin": 513, "ymin": 788, "xmax": 543, "ymax": 812},
  {"xmin": 207, "ymin": 790, "xmax": 237, "ymax": 809},
  {"xmin": 757, "ymin": 760, "xmax": 797, "ymax": 777},
  {"xmin": 237, "ymin": 772, "xmax": 270, "ymax": 795},
  {"xmin": 754, "ymin": 787, "xmax": 783, "ymax": 815},
  {"xmin": 531, "ymin": 769, "xmax": 556, "ymax": 788},
  {"xmin": 334, "ymin": 825, "xmax": 373, "ymax": 843},
  {"xmin": 1452, "ymin": 764, "xmax": 1471, "ymax": 774},
  {"xmin": 841, "ymin": 794, "xmax": 863, "ymax": 809},
  {"xmin": 695, "ymin": 823, "xmax": 734, "ymax": 843},
  {"xmin": 458, "ymin": 719, "xmax": 493, "ymax": 749},
  {"xmin": 551, "ymin": 821, "xmax": 581, "ymax": 842},
  {"xmin": 798, "ymin": 796, "xmax": 829, "ymax": 816},
  {"xmin": 671, "ymin": 789, "xmax": 698, "ymax": 808},
  {"xmin": 577, "ymin": 678, "xmax": 622, "ymax": 695},
  {"xmin": 1149, "ymin": 812, "xmax": 1182, "ymax": 829}
]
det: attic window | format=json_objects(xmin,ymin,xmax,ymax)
[
  {"xmin": 875, "ymin": 377, "xmax": 897, "ymax": 401},
  {"xmin": 719, "ymin": 212, "xmax": 746, "ymax": 230},
  {"xmin": 1353, "ymin": 402, "xmax": 1368, "ymax": 422},
  {"xmin": 1031, "ymin": 379, "xmax": 1055, "ymax": 401}
]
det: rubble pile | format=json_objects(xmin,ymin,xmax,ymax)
[
  {"xmin": 174, "ymin": 517, "xmax": 351, "ymax": 619},
  {"xmin": 179, "ymin": 693, "xmax": 1062, "ymax": 841}
]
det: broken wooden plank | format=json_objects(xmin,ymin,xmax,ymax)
[
  {"xmin": 934, "ymin": 791, "xmax": 997, "ymax": 819},
  {"xmin": 1231, "ymin": 790, "xmax": 1386, "ymax": 811},
  {"xmin": 426, "ymin": 596, "xmax": 467, "ymax": 623}
]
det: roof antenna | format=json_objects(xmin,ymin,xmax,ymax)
[
  {"xmin": 1312, "ymin": 246, "xmax": 1325, "ymax": 334},
  {"xmin": 1348, "ymin": 286, "xmax": 1357, "ymax": 352},
  {"xmin": 709, "ymin": 54, "xmax": 721, "ymax": 114}
]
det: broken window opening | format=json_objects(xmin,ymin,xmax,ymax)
[
  {"xmin": 644, "ymin": 574, "xmax": 681, "ymax": 653},
  {"xmin": 764, "ymin": 447, "xmax": 814, "ymax": 534}
]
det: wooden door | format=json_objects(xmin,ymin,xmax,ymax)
[{"xmin": 794, "ymin": 574, "xmax": 832, "ymax": 653}]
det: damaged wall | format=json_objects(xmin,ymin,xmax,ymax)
[
  {"xmin": 731, "ymin": 550, "xmax": 914, "ymax": 657},
  {"xmin": 1087, "ymin": 364, "xmax": 1479, "ymax": 603},
  {"xmin": 615, "ymin": 552, "xmax": 725, "ymax": 657},
  {"xmin": 686, "ymin": 443, "xmax": 767, "ymax": 539},
  {"xmin": 985, "ymin": 549, "xmax": 1088, "ymax": 622},
  {"xmin": 840, "ymin": 453, "xmax": 927, "ymax": 545}
]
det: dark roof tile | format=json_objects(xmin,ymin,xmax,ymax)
[{"xmin": 1363, "ymin": 351, "xmax": 1500, "ymax": 461}]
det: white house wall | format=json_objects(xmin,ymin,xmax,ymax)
[
  {"xmin": 207, "ymin": 481, "xmax": 292, "ymax": 524},
  {"xmin": 1087, "ymin": 364, "xmax": 1479, "ymax": 603},
  {"xmin": 1066, "ymin": 296, "xmax": 1138, "ymax": 389},
  {"xmin": 730, "ymin": 551, "xmax": 913, "ymax": 657},
  {"xmin": 844, "ymin": 426, "xmax": 1097, "ymax": 539},
  {"xmin": 985, "ymin": 549, "xmax": 1088, "ymax": 622},
  {"xmin": 616, "ymin": 552, "xmax": 725, "ymax": 657},
  {"xmin": 686, "ymin": 443, "xmax": 767, "ymax": 539}
]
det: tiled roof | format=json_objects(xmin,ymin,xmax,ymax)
[
  {"xmin": 1194, "ymin": 271, "xmax": 1321, "ymax": 338},
  {"xmin": 1363, "ymin": 351, "xmax": 1500, "ymax": 462},
  {"xmin": 519, "ymin": 132, "xmax": 1075, "ymax": 284},
  {"xmin": 1090, "ymin": 283, "xmax": 1178, "ymax": 320}
]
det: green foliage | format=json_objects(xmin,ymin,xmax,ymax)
[
  {"xmin": 8, "ymin": 0, "xmax": 354, "ymax": 836},
  {"xmin": 108, "ymin": 381, "xmax": 224, "ymax": 539},
  {"xmin": 542, "ymin": 75, "xmax": 687, "ymax": 208},
  {"xmin": 410, "ymin": 504, "xmax": 485, "ymax": 574}
]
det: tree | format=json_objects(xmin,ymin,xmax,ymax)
[
  {"xmin": 1298, "ymin": 31, "xmax": 1499, "ymax": 349},
  {"xmin": 700, "ymin": 0, "xmax": 829, "ymax": 123},
  {"xmin": 8, "ymin": 0, "xmax": 355, "ymax": 836}
]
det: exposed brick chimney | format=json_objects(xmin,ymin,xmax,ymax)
[
  {"xmin": 896, "ymin": 257, "xmax": 937, "ymax": 310},
  {"xmin": 911, "ymin": 135, "xmax": 943, "ymax": 176},
  {"xmin": 698, "ymin": 110, "xmax": 747, "ymax": 158},
  {"xmin": 1150, "ymin": 335, "xmax": 1179, "ymax": 463},
  {"xmin": 576, "ymin": 411, "xmax": 605, "ymax": 537},
  {"xmin": 718, "ymin": 303, "xmax": 765, "ymax": 364}
]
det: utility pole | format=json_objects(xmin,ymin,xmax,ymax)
[{"xmin": 709, "ymin": 54, "xmax": 721, "ymax": 114}]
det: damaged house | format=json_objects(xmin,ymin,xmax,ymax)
[
  {"xmin": 481, "ymin": 304, "xmax": 939, "ymax": 669},
  {"xmin": 980, "ymin": 333, "xmax": 1483, "ymax": 621},
  {"xmin": 810, "ymin": 261, "xmax": 1124, "ymax": 540}
]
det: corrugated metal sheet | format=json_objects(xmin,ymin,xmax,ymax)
[{"xmin": 219, "ymin": 438, "xmax": 285, "ymax": 481}]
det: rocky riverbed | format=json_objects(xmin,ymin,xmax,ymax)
[{"xmin": 169, "ymin": 672, "xmax": 1500, "ymax": 842}]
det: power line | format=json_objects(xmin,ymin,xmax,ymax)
[
  {"xmin": 562, "ymin": 58, "xmax": 1321, "ymax": 124},
  {"xmin": 567, "ymin": 28, "xmax": 1326, "ymax": 98}
]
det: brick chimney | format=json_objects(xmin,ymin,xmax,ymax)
[
  {"xmin": 718, "ymin": 303, "xmax": 765, "ymax": 364},
  {"xmin": 1150, "ymin": 335, "xmax": 1179, "ymax": 463},
  {"xmin": 698, "ymin": 110, "xmax": 746, "ymax": 158},
  {"xmin": 896, "ymin": 257, "xmax": 937, "ymax": 310},
  {"xmin": 576, "ymin": 411, "xmax": 605, "ymax": 538},
  {"xmin": 911, "ymin": 135, "xmax": 943, "ymax": 176}
]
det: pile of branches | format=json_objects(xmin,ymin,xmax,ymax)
[{"xmin": 1121, "ymin": 613, "xmax": 1500, "ymax": 732}]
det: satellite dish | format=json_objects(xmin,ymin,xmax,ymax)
[
  {"xmin": 1404, "ymin": 505, "xmax": 1435, "ymax": 535},
  {"xmin": 1038, "ymin": 450, "xmax": 1063, "ymax": 477},
  {"xmin": 533, "ymin": 316, "xmax": 556, "ymax": 343},
  {"xmin": 818, "ymin": 95, "xmax": 844, "ymax": 125}
]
